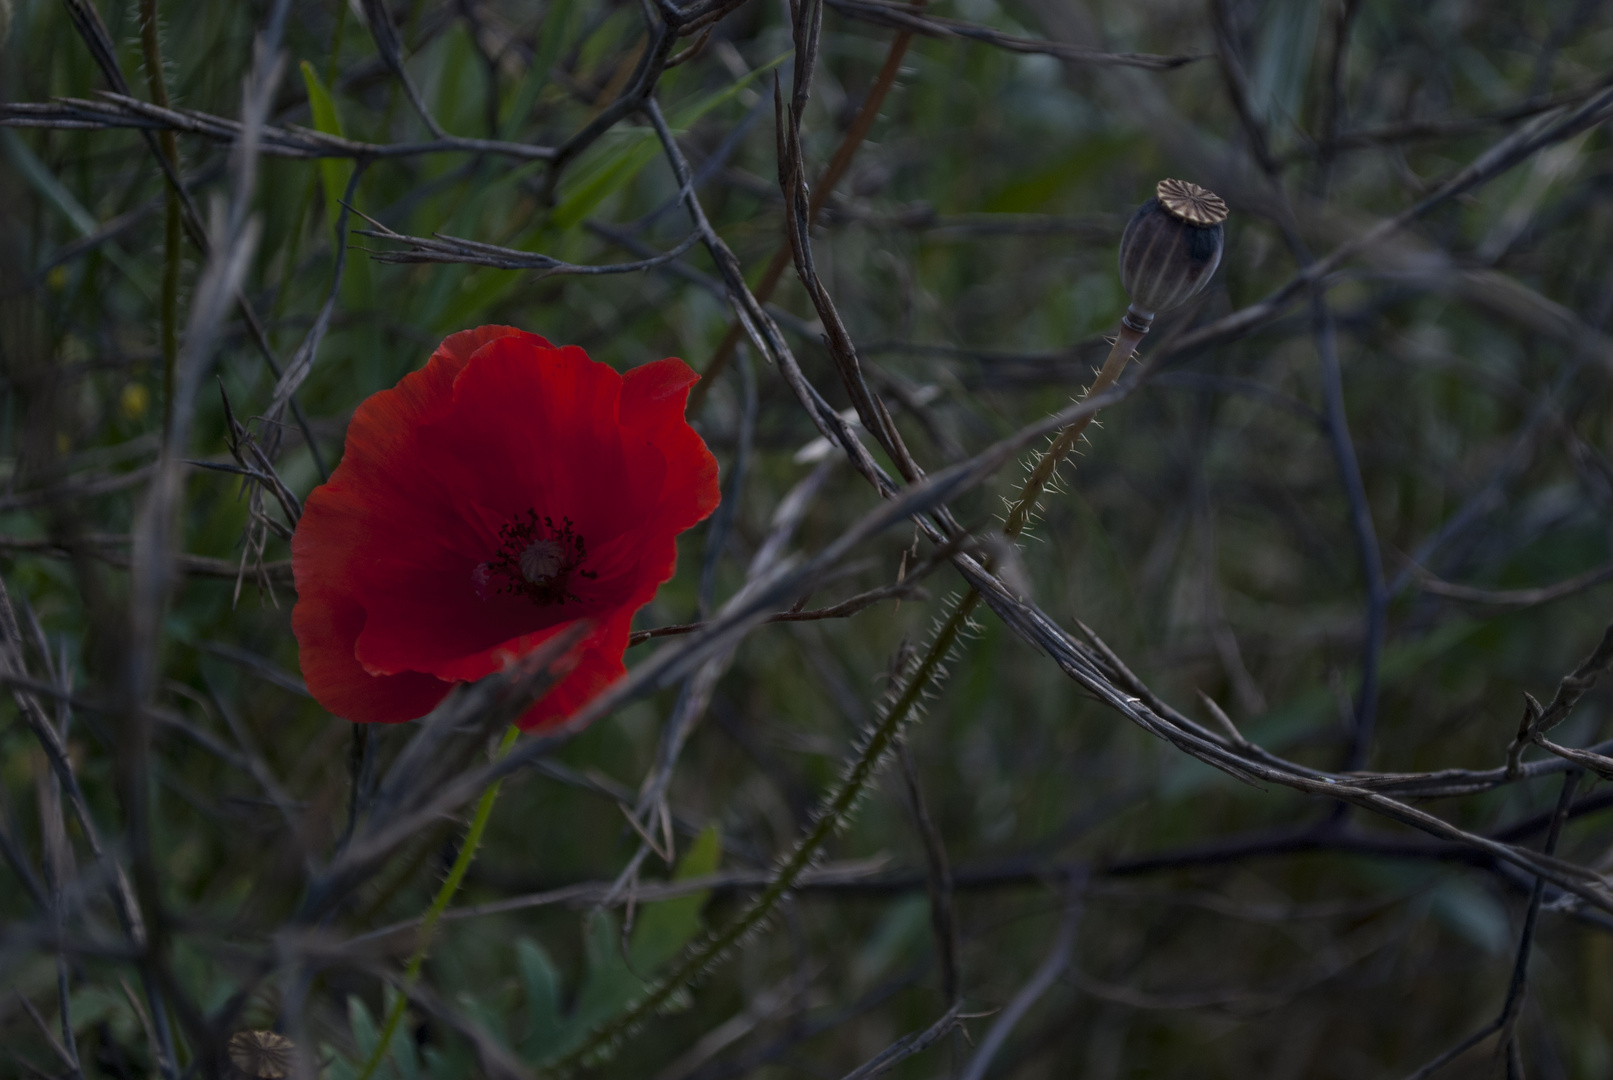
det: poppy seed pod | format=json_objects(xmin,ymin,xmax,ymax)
[
  {"xmin": 228, "ymin": 1030, "xmax": 294, "ymax": 1079},
  {"xmin": 1118, "ymin": 179, "xmax": 1227, "ymax": 331}
]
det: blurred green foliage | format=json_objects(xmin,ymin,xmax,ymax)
[{"xmin": 2, "ymin": 0, "xmax": 1612, "ymax": 1076}]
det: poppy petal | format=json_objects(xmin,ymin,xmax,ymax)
[
  {"xmin": 291, "ymin": 516, "xmax": 453, "ymax": 723},
  {"xmin": 622, "ymin": 358, "xmax": 721, "ymax": 534},
  {"xmin": 292, "ymin": 328, "xmax": 719, "ymax": 729},
  {"xmin": 516, "ymin": 608, "xmax": 637, "ymax": 730},
  {"xmin": 347, "ymin": 342, "xmax": 647, "ymax": 675}
]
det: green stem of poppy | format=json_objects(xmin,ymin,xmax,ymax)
[
  {"xmin": 545, "ymin": 596, "xmax": 975, "ymax": 1076},
  {"xmin": 357, "ymin": 725, "xmax": 520, "ymax": 1080},
  {"xmin": 545, "ymin": 327, "xmax": 1143, "ymax": 1075},
  {"xmin": 1000, "ymin": 324, "xmax": 1143, "ymax": 541}
]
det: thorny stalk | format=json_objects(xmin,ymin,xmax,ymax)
[
  {"xmin": 543, "ymin": 35, "xmax": 1150, "ymax": 1054},
  {"xmin": 544, "ymin": 582, "xmax": 978, "ymax": 1074},
  {"xmin": 543, "ymin": 332, "xmax": 1138, "ymax": 1068},
  {"xmin": 8, "ymin": 0, "xmax": 1613, "ymax": 1075}
]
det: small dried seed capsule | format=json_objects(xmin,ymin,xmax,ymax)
[
  {"xmin": 228, "ymin": 1030, "xmax": 294, "ymax": 1079},
  {"xmin": 1118, "ymin": 178, "xmax": 1227, "ymax": 328}
]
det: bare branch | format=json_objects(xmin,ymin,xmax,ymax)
[{"xmin": 825, "ymin": 0, "xmax": 1202, "ymax": 70}]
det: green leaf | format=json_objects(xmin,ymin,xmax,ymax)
[
  {"xmin": 439, "ymin": 50, "xmax": 793, "ymax": 324},
  {"xmin": 385, "ymin": 986, "xmax": 422, "ymax": 1080},
  {"xmin": 530, "ymin": 827, "xmax": 724, "ymax": 1064},
  {"xmin": 324, "ymin": 1050, "xmax": 360, "ymax": 1080},
  {"xmin": 435, "ymin": 27, "xmax": 482, "ymax": 136},
  {"xmin": 664, "ymin": 51, "xmax": 790, "ymax": 130},
  {"xmin": 425, "ymin": 1042, "xmax": 476, "ymax": 1080},
  {"xmin": 852, "ymin": 895, "xmax": 930, "ymax": 988},
  {"xmin": 1429, "ymin": 880, "xmax": 1511, "ymax": 954},
  {"xmin": 300, "ymin": 59, "xmax": 374, "ymax": 316},
  {"xmin": 517, "ymin": 938, "xmax": 565, "ymax": 1059},
  {"xmin": 344, "ymin": 992, "xmax": 410, "ymax": 1080},
  {"xmin": 64, "ymin": 986, "xmax": 139, "ymax": 1044},
  {"xmin": 501, "ymin": 0, "xmax": 587, "ymax": 138},
  {"xmin": 348, "ymin": 994, "xmax": 381, "ymax": 1061},
  {"xmin": 629, "ymin": 825, "xmax": 722, "ymax": 971},
  {"xmin": 2, "ymin": 130, "xmax": 154, "ymax": 296},
  {"xmin": 551, "ymin": 51, "xmax": 790, "ymax": 230},
  {"xmin": 300, "ymin": 60, "xmax": 353, "ymax": 231},
  {"xmin": 981, "ymin": 132, "xmax": 1137, "ymax": 215},
  {"xmin": 569, "ymin": 911, "xmax": 644, "ymax": 1036},
  {"xmin": 1251, "ymin": 0, "xmax": 1322, "ymax": 134},
  {"xmin": 552, "ymin": 131, "xmax": 661, "ymax": 231},
  {"xmin": 1160, "ymin": 618, "xmax": 1487, "ymax": 800}
]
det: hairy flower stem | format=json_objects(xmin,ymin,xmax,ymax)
[
  {"xmin": 138, "ymin": 0, "xmax": 182, "ymax": 439},
  {"xmin": 547, "ymin": 327, "xmax": 1143, "ymax": 1075},
  {"xmin": 549, "ymin": 598, "xmax": 975, "ymax": 1075},
  {"xmin": 1001, "ymin": 325, "xmax": 1144, "ymax": 541},
  {"xmin": 358, "ymin": 725, "xmax": 520, "ymax": 1080}
]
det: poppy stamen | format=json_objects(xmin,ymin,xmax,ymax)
[{"xmin": 478, "ymin": 511, "xmax": 596, "ymax": 606}]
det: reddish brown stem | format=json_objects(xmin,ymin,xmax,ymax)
[{"xmin": 689, "ymin": 20, "xmax": 923, "ymax": 411}]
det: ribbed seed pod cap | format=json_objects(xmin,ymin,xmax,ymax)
[
  {"xmin": 1118, "ymin": 179, "xmax": 1227, "ymax": 316},
  {"xmin": 228, "ymin": 1030, "xmax": 294, "ymax": 1079}
]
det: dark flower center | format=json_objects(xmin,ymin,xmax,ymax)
[{"xmin": 476, "ymin": 511, "xmax": 596, "ymax": 606}]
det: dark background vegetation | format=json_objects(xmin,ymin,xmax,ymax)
[{"xmin": 2, "ymin": 0, "xmax": 1613, "ymax": 1076}]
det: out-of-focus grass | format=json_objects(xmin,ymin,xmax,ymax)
[{"xmin": 2, "ymin": 0, "xmax": 1612, "ymax": 1076}]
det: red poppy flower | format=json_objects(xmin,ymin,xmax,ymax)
[{"xmin": 291, "ymin": 326, "xmax": 720, "ymax": 729}]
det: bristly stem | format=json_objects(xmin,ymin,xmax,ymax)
[
  {"xmin": 138, "ymin": 0, "xmax": 182, "ymax": 440},
  {"xmin": 358, "ymin": 725, "xmax": 520, "ymax": 1080},
  {"xmin": 1000, "ymin": 326, "xmax": 1144, "ymax": 541},
  {"xmin": 546, "ymin": 594, "xmax": 976, "ymax": 1076},
  {"xmin": 545, "ymin": 326, "xmax": 1144, "ymax": 1075}
]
